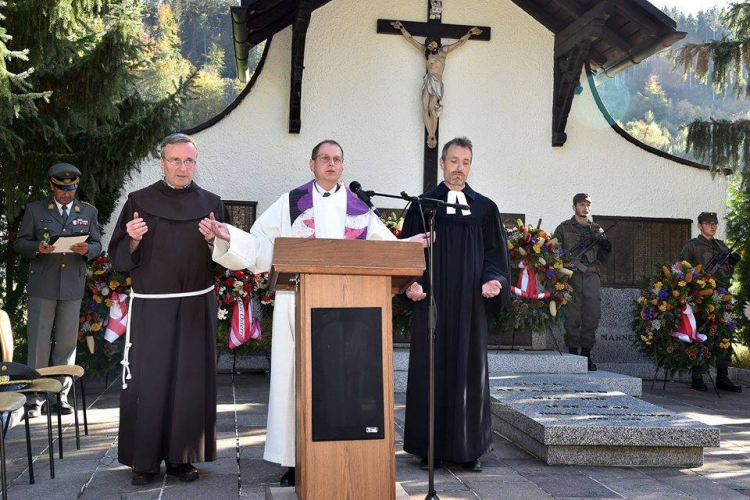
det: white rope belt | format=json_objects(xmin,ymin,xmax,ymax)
[{"xmin": 121, "ymin": 284, "xmax": 215, "ymax": 389}]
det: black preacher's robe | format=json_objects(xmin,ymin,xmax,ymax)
[
  {"xmin": 402, "ymin": 182, "xmax": 510, "ymax": 463},
  {"xmin": 108, "ymin": 181, "xmax": 229, "ymax": 470}
]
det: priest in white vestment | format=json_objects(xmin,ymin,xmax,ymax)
[{"xmin": 201, "ymin": 140, "xmax": 429, "ymax": 485}]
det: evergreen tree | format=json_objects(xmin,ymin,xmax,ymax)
[
  {"xmin": 1, "ymin": 0, "xmax": 193, "ymax": 345},
  {"xmin": 671, "ymin": 1, "xmax": 750, "ymax": 348}
]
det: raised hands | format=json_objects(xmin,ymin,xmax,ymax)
[
  {"xmin": 199, "ymin": 212, "xmax": 230, "ymax": 243},
  {"xmin": 126, "ymin": 212, "xmax": 148, "ymax": 242}
]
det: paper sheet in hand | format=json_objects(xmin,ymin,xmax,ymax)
[{"xmin": 49, "ymin": 234, "xmax": 89, "ymax": 253}]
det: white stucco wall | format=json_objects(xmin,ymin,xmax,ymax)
[{"xmin": 104, "ymin": 0, "xmax": 727, "ymax": 244}]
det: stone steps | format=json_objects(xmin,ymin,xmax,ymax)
[{"xmin": 489, "ymin": 377, "xmax": 719, "ymax": 467}]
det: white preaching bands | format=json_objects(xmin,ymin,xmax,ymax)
[
  {"xmin": 446, "ymin": 190, "xmax": 471, "ymax": 216},
  {"xmin": 121, "ymin": 284, "xmax": 216, "ymax": 389}
]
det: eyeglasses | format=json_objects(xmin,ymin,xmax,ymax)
[
  {"xmin": 163, "ymin": 157, "xmax": 196, "ymax": 167},
  {"xmin": 314, "ymin": 155, "xmax": 343, "ymax": 166}
]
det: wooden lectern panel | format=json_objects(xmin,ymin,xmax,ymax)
[
  {"xmin": 270, "ymin": 238, "xmax": 424, "ymax": 293},
  {"xmin": 296, "ymin": 274, "xmax": 395, "ymax": 500}
]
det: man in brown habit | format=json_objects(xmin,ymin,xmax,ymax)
[{"xmin": 108, "ymin": 133, "xmax": 229, "ymax": 485}]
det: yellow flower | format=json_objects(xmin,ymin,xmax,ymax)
[
  {"xmin": 109, "ymin": 280, "xmax": 119, "ymax": 289},
  {"xmin": 654, "ymin": 282, "xmax": 663, "ymax": 290},
  {"xmin": 554, "ymin": 262, "xmax": 563, "ymax": 270},
  {"xmin": 709, "ymin": 278, "xmax": 716, "ymax": 288},
  {"xmin": 91, "ymin": 323, "xmax": 102, "ymax": 332},
  {"xmin": 125, "ymin": 277, "xmax": 132, "ymax": 285},
  {"xmin": 95, "ymin": 269, "xmax": 105, "ymax": 275},
  {"xmin": 555, "ymin": 283, "xmax": 565, "ymax": 291},
  {"xmin": 533, "ymin": 245, "xmax": 541, "ymax": 254},
  {"xmin": 105, "ymin": 299, "xmax": 112, "ymax": 307},
  {"xmin": 707, "ymin": 304, "xmax": 715, "ymax": 312},
  {"xmin": 507, "ymin": 242, "xmax": 514, "ymax": 250},
  {"xmin": 678, "ymin": 281, "xmax": 687, "ymax": 287},
  {"xmin": 637, "ymin": 297, "xmax": 646, "ymax": 304},
  {"xmin": 696, "ymin": 279, "xmax": 705, "ymax": 287},
  {"xmin": 682, "ymin": 260, "xmax": 692, "ymax": 268},
  {"xmin": 92, "ymin": 295, "xmax": 102, "ymax": 304},
  {"xmin": 659, "ymin": 303, "xmax": 668, "ymax": 312}
]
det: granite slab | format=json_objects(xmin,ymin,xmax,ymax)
[{"xmin": 490, "ymin": 377, "xmax": 719, "ymax": 467}]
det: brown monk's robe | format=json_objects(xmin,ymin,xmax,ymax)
[{"xmin": 108, "ymin": 181, "xmax": 229, "ymax": 471}]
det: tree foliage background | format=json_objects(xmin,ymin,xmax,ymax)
[{"xmin": 0, "ymin": 0, "xmax": 264, "ymax": 362}]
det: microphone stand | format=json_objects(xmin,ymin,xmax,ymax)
[{"xmin": 370, "ymin": 190, "xmax": 468, "ymax": 500}]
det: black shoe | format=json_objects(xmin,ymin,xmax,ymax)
[
  {"xmin": 461, "ymin": 459, "xmax": 482, "ymax": 472},
  {"xmin": 52, "ymin": 401, "xmax": 74, "ymax": 415},
  {"xmin": 419, "ymin": 458, "xmax": 442, "ymax": 470},
  {"xmin": 279, "ymin": 467, "xmax": 295, "ymax": 487},
  {"xmin": 166, "ymin": 462, "xmax": 199, "ymax": 482},
  {"xmin": 131, "ymin": 466, "xmax": 159, "ymax": 486},
  {"xmin": 26, "ymin": 404, "xmax": 41, "ymax": 419},
  {"xmin": 581, "ymin": 348, "xmax": 597, "ymax": 371},
  {"xmin": 716, "ymin": 377, "xmax": 742, "ymax": 393},
  {"xmin": 691, "ymin": 377, "xmax": 708, "ymax": 392}
]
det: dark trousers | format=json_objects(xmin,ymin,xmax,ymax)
[{"xmin": 563, "ymin": 272, "xmax": 601, "ymax": 349}]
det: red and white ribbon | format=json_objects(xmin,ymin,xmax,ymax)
[
  {"xmin": 229, "ymin": 296, "xmax": 262, "ymax": 350},
  {"xmin": 104, "ymin": 292, "xmax": 128, "ymax": 343},
  {"xmin": 510, "ymin": 260, "xmax": 550, "ymax": 300},
  {"xmin": 669, "ymin": 303, "xmax": 707, "ymax": 343}
]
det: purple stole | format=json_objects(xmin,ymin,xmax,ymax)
[{"xmin": 288, "ymin": 180, "xmax": 370, "ymax": 239}]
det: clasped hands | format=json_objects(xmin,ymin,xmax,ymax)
[{"xmin": 405, "ymin": 279, "xmax": 503, "ymax": 302}]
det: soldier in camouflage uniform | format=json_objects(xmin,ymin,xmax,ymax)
[
  {"xmin": 553, "ymin": 193, "xmax": 611, "ymax": 371},
  {"xmin": 14, "ymin": 163, "xmax": 102, "ymax": 417},
  {"xmin": 678, "ymin": 211, "xmax": 742, "ymax": 392}
]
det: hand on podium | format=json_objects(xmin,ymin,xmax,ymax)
[
  {"xmin": 406, "ymin": 282, "xmax": 427, "ymax": 302},
  {"xmin": 407, "ymin": 231, "xmax": 435, "ymax": 248}
]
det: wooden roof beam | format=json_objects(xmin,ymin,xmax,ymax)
[
  {"xmin": 554, "ymin": 1, "xmax": 614, "ymax": 58},
  {"xmin": 289, "ymin": 0, "xmax": 312, "ymax": 133}
]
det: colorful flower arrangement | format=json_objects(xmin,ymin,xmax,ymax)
[
  {"xmin": 493, "ymin": 221, "xmax": 573, "ymax": 333},
  {"xmin": 77, "ymin": 254, "xmax": 131, "ymax": 375},
  {"xmin": 632, "ymin": 261, "xmax": 738, "ymax": 376},
  {"xmin": 214, "ymin": 269, "xmax": 274, "ymax": 355},
  {"xmin": 381, "ymin": 211, "xmax": 405, "ymax": 238}
]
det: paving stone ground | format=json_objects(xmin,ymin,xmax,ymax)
[{"xmin": 2, "ymin": 373, "xmax": 749, "ymax": 499}]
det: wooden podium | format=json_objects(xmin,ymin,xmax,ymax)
[{"xmin": 270, "ymin": 238, "xmax": 425, "ymax": 500}]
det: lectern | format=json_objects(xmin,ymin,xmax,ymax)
[{"xmin": 269, "ymin": 238, "xmax": 425, "ymax": 500}]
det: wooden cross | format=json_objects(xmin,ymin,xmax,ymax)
[{"xmin": 378, "ymin": 1, "xmax": 491, "ymax": 192}]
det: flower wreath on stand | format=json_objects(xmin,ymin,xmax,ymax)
[
  {"xmin": 493, "ymin": 221, "xmax": 574, "ymax": 333},
  {"xmin": 380, "ymin": 212, "xmax": 413, "ymax": 337},
  {"xmin": 78, "ymin": 254, "xmax": 131, "ymax": 376},
  {"xmin": 215, "ymin": 270, "xmax": 274, "ymax": 356},
  {"xmin": 632, "ymin": 261, "xmax": 739, "ymax": 378}
]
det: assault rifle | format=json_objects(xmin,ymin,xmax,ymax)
[
  {"xmin": 568, "ymin": 220, "xmax": 619, "ymax": 273},
  {"xmin": 705, "ymin": 229, "xmax": 745, "ymax": 276}
]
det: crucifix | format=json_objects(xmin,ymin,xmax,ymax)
[{"xmin": 378, "ymin": 1, "xmax": 491, "ymax": 192}]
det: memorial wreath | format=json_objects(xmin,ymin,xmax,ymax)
[{"xmin": 632, "ymin": 261, "xmax": 739, "ymax": 377}]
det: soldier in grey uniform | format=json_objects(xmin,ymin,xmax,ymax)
[
  {"xmin": 678, "ymin": 211, "xmax": 742, "ymax": 392},
  {"xmin": 553, "ymin": 193, "xmax": 611, "ymax": 371},
  {"xmin": 14, "ymin": 163, "xmax": 102, "ymax": 417}
]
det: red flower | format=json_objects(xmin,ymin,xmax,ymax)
[
  {"xmin": 223, "ymin": 296, "xmax": 234, "ymax": 305},
  {"xmin": 226, "ymin": 278, "xmax": 235, "ymax": 286},
  {"xmin": 235, "ymin": 270, "xmax": 245, "ymax": 280}
]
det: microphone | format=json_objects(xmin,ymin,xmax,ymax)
[{"xmin": 349, "ymin": 181, "xmax": 381, "ymax": 217}]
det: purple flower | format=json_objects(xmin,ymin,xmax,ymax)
[
  {"xmin": 658, "ymin": 290, "xmax": 669, "ymax": 300},
  {"xmin": 556, "ymin": 247, "xmax": 564, "ymax": 255},
  {"xmin": 87, "ymin": 302, "xmax": 98, "ymax": 312},
  {"xmin": 531, "ymin": 237, "xmax": 538, "ymax": 244},
  {"xmin": 693, "ymin": 272, "xmax": 700, "ymax": 280},
  {"xmin": 643, "ymin": 309, "xmax": 655, "ymax": 320},
  {"xmin": 546, "ymin": 269, "xmax": 556, "ymax": 279},
  {"xmin": 676, "ymin": 272, "xmax": 685, "ymax": 280},
  {"xmin": 728, "ymin": 321, "xmax": 738, "ymax": 331},
  {"xmin": 718, "ymin": 287, "xmax": 728, "ymax": 295}
]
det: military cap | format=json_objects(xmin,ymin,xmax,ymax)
[
  {"xmin": 48, "ymin": 163, "xmax": 81, "ymax": 191},
  {"xmin": 573, "ymin": 193, "xmax": 591, "ymax": 205},
  {"xmin": 698, "ymin": 212, "xmax": 719, "ymax": 224}
]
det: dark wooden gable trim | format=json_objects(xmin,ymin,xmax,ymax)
[
  {"xmin": 289, "ymin": 0, "xmax": 313, "ymax": 133},
  {"xmin": 552, "ymin": 1, "xmax": 614, "ymax": 146}
]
